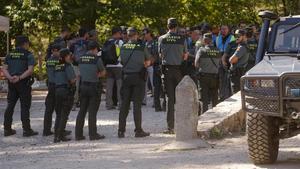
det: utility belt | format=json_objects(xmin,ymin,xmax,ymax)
[
  {"xmin": 8, "ymin": 76, "xmax": 34, "ymax": 86},
  {"xmin": 122, "ymin": 67, "xmax": 148, "ymax": 81},
  {"xmin": 56, "ymin": 84, "xmax": 76, "ymax": 96},
  {"xmin": 230, "ymin": 67, "xmax": 246, "ymax": 77},
  {"xmin": 199, "ymin": 73, "xmax": 219, "ymax": 78},
  {"xmin": 48, "ymin": 82, "xmax": 56, "ymax": 87},
  {"xmin": 81, "ymin": 81, "xmax": 99, "ymax": 86}
]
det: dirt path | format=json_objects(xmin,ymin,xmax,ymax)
[{"xmin": 0, "ymin": 91, "xmax": 299, "ymax": 169}]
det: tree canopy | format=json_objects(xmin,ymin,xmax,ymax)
[{"xmin": 0, "ymin": 0, "xmax": 300, "ymax": 57}]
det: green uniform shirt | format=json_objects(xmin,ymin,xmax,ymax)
[
  {"xmin": 120, "ymin": 40, "xmax": 151, "ymax": 73},
  {"xmin": 146, "ymin": 39, "xmax": 159, "ymax": 64},
  {"xmin": 247, "ymin": 38, "xmax": 258, "ymax": 62},
  {"xmin": 78, "ymin": 52, "xmax": 105, "ymax": 82},
  {"xmin": 54, "ymin": 63, "xmax": 76, "ymax": 86},
  {"xmin": 232, "ymin": 43, "xmax": 249, "ymax": 69},
  {"xmin": 46, "ymin": 55, "xmax": 60, "ymax": 83},
  {"xmin": 158, "ymin": 32, "xmax": 187, "ymax": 65},
  {"xmin": 196, "ymin": 45, "xmax": 221, "ymax": 74},
  {"xmin": 4, "ymin": 47, "xmax": 35, "ymax": 76}
]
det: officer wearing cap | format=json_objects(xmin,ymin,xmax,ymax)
[
  {"xmin": 142, "ymin": 27, "xmax": 160, "ymax": 109},
  {"xmin": 2, "ymin": 35, "xmax": 38, "ymax": 137},
  {"xmin": 229, "ymin": 29, "xmax": 249, "ymax": 93},
  {"xmin": 245, "ymin": 27, "xmax": 258, "ymax": 71},
  {"xmin": 158, "ymin": 18, "xmax": 188, "ymax": 134},
  {"xmin": 118, "ymin": 27, "xmax": 151, "ymax": 138},
  {"xmin": 44, "ymin": 44, "xmax": 61, "ymax": 136},
  {"xmin": 75, "ymin": 41, "xmax": 106, "ymax": 141},
  {"xmin": 54, "ymin": 48, "xmax": 76, "ymax": 143},
  {"xmin": 195, "ymin": 33, "xmax": 222, "ymax": 113}
]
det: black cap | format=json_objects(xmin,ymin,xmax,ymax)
[
  {"xmin": 112, "ymin": 26, "xmax": 122, "ymax": 35},
  {"xmin": 142, "ymin": 27, "xmax": 151, "ymax": 35},
  {"xmin": 235, "ymin": 29, "xmax": 247, "ymax": 36},
  {"xmin": 87, "ymin": 40, "xmax": 100, "ymax": 50},
  {"xmin": 167, "ymin": 18, "xmax": 177, "ymax": 26},
  {"xmin": 15, "ymin": 35, "xmax": 30, "ymax": 47},
  {"xmin": 51, "ymin": 43, "xmax": 62, "ymax": 51},
  {"xmin": 88, "ymin": 29, "xmax": 97, "ymax": 37},
  {"xmin": 120, "ymin": 26, "xmax": 128, "ymax": 34},
  {"xmin": 127, "ymin": 27, "xmax": 137, "ymax": 35},
  {"xmin": 203, "ymin": 33, "xmax": 213, "ymax": 40},
  {"xmin": 59, "ymin": 48, "xmax": 71, "ymax": 58}
]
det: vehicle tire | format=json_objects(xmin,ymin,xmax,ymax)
[{"xmin": 247, "ymin": 112, "xmax": 280, "ymax": 164}]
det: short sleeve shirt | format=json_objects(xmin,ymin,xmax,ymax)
[
  {"xmin": 120, "ymin": 41, "xmax": 151, "ymax": 73},
  {"xmin": 46, "ymin": 55, "xmax": 60, "ymax": 83},
  {"xmin": 158, "ymin": 32, "xmax": 187, "ymax": 65},
  {"xmin": 55, "ymin": 63, "xmax": 76, "ymax": 85},
  {"xmin": 4, "ymin": 47, "xmax": 35, "ymax": 76},
  {"xmin": 79, "ymin": 52, "xmax": 105, "ymax": 82},
  {"xmin": 232, "ymin": 43, "xmax": 249, "ymax": 68}
]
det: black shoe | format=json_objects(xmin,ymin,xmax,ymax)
[
  {"xmin": 163, "ymin": 129, "xmax": 175, "ymax": 134},
  {"xmin": 63, "ymin": 130, "xmax": 72, "ymax": 136},
  {"xmin": 155, "ymin": 107, "xmax": 162, "ymax": 112},
  {"xmin": 135, "ymin": 131, "xmax": 150, "ymax": 138},
  {"xmin": 43, "ymin": 131, "xmax": 54, "ymax": 136},
  {"xmin": 75, "ymin": 135, "xmax": 86, "ymax": 141},
  {"xmin": 90, "ymin": 133, "xmax": 105, "ymax": 140},
  {"xmin": 54, "ymin": 137, "xmax": 61, "ymax": 143},
  {"xmin": 23, "ymin": 129, "xmax": 39, "ymax": 137},
  {"xmin": 118, "ymin": 131, "xmax": 125, "ymax": 138},
  {"xmin": 60, "ymin": 136, "xmax": 71, "ymax": 142},
  {"xmin": 4, "ymin": 129, "xmax": 16, "ymax": 137}
]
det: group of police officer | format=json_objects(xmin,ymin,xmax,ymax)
[{"xmin": 2, "ymin": 17, "xmax": 257, "ymax": 142}]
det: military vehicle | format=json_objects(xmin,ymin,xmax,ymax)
[{"xmin": 241, "ymin": 11, "xmax": 300, "ymax": 164}]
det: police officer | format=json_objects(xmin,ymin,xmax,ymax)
[
  {"xmin": 229, "ymin": 29, "xmax": 249, "ymax": 93},
  {"xmin": 75, "ymin": 41, "xmax": 106, "ymax": 141},
  {"xmin": 195, "ymin": 33, "xmax": 222, "ymax": 113},
  {"xmin": 220, "ymin": 37, "xmax": 238, "ymax": 101},
  {"xmin": 2, "ymin": 35, "xmax": 38, "ymax": 137},
  {"xmin": 158, "ymin": 18, "xmax": 188, "ymax": 134},
  {"xmin": 245, "ymin": 27, "xmax": 258, "ymax": 71},
  {"xmin": 143, "ymin": 28, "xmax": 162, "ymax": 111},
  {"xmin": 118, "ymin": 27, "xmax": 151, "ymax": 138},
  {"xmin": 54, "ymin": 48, "xmax": 76, "ymax": 143},
  {"xmin": 43, "ymin": 43, "xmax": 61, "ymax": 136}
]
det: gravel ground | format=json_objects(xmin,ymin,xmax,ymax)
[{"xmin": 0, "ymin": 91, "xmax": 299, "ymax": 169}]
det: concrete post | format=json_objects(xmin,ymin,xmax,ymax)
[
  {"xmin": 175, "ymin": 75, "xmax": 199, "ymax": 141},
  {"xmin": 161, "ymin": 76, "xmax": 208, "ymax": 151}
]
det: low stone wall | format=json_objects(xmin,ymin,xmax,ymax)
[{"xmin": 197, "ymin": 92, "xmax": 246, "ymax": 139}]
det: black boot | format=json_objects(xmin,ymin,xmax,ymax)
[
  {"xmin": 43, "ymin": 131, "xmax": 54, "ymax": 136},
  {"xmin": 63, "ymin": 130, "xmax": 72, "ymax": 136},
  {"xmin": 90, "ymin": 133, "xmax": 105, "ymax": 140},
  {"xmin": 4, "ymin": 129, "xmax": 16, "ymax": 137},
  {"xmin": 118, "ymin": 131, "xmax": 125, "ymax": 138},
  {"xmin": 60, "ymin": 135, "xmax": 71, "ymax": 142},
  {"xmin": 23, "ymin": 129, "xmax": 39, "ymax": 137},
  {"xmin": 135, "ymin": 130, "xmax": 150, "ymax": 138},
  {"xmin": 75, "ymin": 135, "xmax": 86, "ymax": 141}
]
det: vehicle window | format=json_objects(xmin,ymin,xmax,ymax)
[{"xmin": 274, "ymin": 24, "xmax": 300, "ymax": 53}]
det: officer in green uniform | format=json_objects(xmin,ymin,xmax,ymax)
[
  {"xmin": 43, "ymin": 44, "xmax": 60, "ymax": 136},
  {"xmin": 54, "ymin": 48, "xmax": 76, "ymax": 143},
  {"xmin": 118, "ymin": 27, "xmax": 151, "ymax": 138},
  {"xmin": 220, "ymin": 38, "xmax": 238, "ymax": 101},
  {"xmin": 246, "ymin": 28, "xmax": 258, "ymax": 71},
  {"xmin": 229, "ymin": 29, "xmax": 249, "ymax": 93},
  {"xmin": 195, "ymin": 33, "xmax": 221, "ymax": 113},
  {"xmin": 2, "ymin": 35, "xmax": 38, "ymax": 137},
  {"xmin": 75, "ymin": 41, "xmax": 106, "ymax": 141},
  {"xmin": 142, "ymin": 28, "xmax": 162, "ymax": 112},
  {"xmin": 158, "ymin": 18, "xmax": 188, "ymax": 134}
]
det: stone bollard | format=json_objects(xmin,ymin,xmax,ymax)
[
  {"xmin": 161, "ymin": 76, "xmax": 209, "ymax": 151},
  {"xmin": 175, "ymin": 75, "xmax": 199, "ymax": 141}
]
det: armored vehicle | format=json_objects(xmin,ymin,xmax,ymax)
[{"xmin": 241, "ymin": 11, "xmax": 300, "ymax": 164}]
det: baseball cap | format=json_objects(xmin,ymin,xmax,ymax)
[
  {"xmin": 87, "ymin": 40, "xmax": 100, "ymax": 50},
  {"xmin": 167, "ymin": 18, "xmax": 177, "ymax": 26},
  {"xmin": 59, "ymin": 48, "xmax": 71, "ymax": 58},
  {"xmin": 203, "ymin": 33, "xmax": 213, "ymax": 40},
  {"xmin": 15, "ymin": 35, "xmax": 30, "ymax": 47}
]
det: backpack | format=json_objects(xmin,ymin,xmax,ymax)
[
  {"xmin": 101, "ymin": 39, "xmax": 119, "ymax": 65},
  {"xmin": 73, "ymin": 40, "xmax": 87, "ymax": 64}
]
